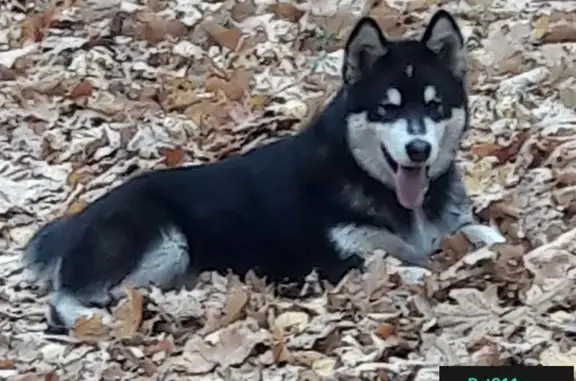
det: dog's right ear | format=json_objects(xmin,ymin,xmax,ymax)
[{"xmin": 342, "ymin": 17, "xmax": 388, "ymax": 86}]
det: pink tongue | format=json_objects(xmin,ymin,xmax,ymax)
[{"xmin": 395, "ymin": 167, "xmax": 429, "ymax": 209}]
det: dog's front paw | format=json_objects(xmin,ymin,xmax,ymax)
[{"xmin": 459, "ymin": 224, "xmax": 506, "ymax": 246}]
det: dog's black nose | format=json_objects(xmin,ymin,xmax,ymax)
[{"xmin": 405, "ymin": 139, "xmax": 431, "ymax": 163}]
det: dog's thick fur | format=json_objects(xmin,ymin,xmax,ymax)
[{"xmin": 24, "ymin": 10, "xmax": 505, "ymax": 330}]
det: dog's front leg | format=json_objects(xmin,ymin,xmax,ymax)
[
  {"xmin": 330, "ymin": 225, "xmax": 431, "ymax": 269},
  {"xmin": 458, "ymin": 223, "xmax": 506, "ymax": 247},
  {"xmin": 370, "ymin": 230, "xmax": 432, "ymax": 269},
  {"xmin": 445, "ymin": 171, "xmax": 507, "ymax": 248}
]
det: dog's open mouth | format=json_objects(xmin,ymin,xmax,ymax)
[{"xmin": 381, "ymin": 145, "xmax": 430, "ymax": 210}]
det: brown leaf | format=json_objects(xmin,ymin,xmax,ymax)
[
  {"xmin": 70, "ymin": 314, "xmax": 112, "ymax": 343},
  {"xmin": 542, "ymin": 24, "xmax": 576, "ymax": 44},
  {"xmin": 498, "ymin": 54, "xmax": 524, "ymax": 75},
  {"xmin": 369, "ymin": 2, "xmax": 407, "ymax": 38},
  {"xmin": 271, "ymin": 325, "xmax": 292, "ymax": 364},
  {"xmin": 139, "ymin": 358, "xmax": 157, "ymax": 376},
  {"xmin": 66, "ymin": 167, "xmax": 92, "ymax": 187},
  {"xmin": 63, "ymin": 200, "xmax": 88, "ymax": 217},
  {"xmin": 470, "ymin": 132, "xmax": 529, "ymax": 165},
  {"xmin": 249, "ymin": 94, "xmax": 269, "ymax": 110},
  {"xmin": 136, "ymin": 13, "xmax": 188, "ymax": 43},
  {"xmin": 269, "ymin": 3, "xmax": 305, "ymax": 23},
  {"xmin": 20, "ymin": 8, "xmax": 55, "ymax": 44},
  {"xmin": 441, "ymin": 231, "xmax": 472, "ymax": 257},
  {"xmin": 205, "ymin": 69, "xmax": 252, "ymax": 102},
  {"xmin": 374, "ymin": 322, "xmax": 395, "ymax": 339},
  {"xmin": 231, "ymin": 1, "xmax": 257, "ymax": 22},
  {"xmin": 68, "ymin": 79, "xmax": 93, "ymax": 99},
  {"xmin": 406, "ymin": 0, "xmax": 440, "ymax": 12},
  {"xmin": 470, "ymin": 143, "xmax": 504, "ymax": 158},
  {"xmin": 112, "ymin": 287, "xmax": 144, "ymax": 339},
  {"xmin": 147, "ymin": 338, "xmax": 174, "ymax": 356},
  {"xmin": 290, "ymin": 350, "xmax": 324, "ymax": 367},
  {"xmin": 0, "ymin": 360, "xmax": 15, "ymax": 369},
  {"xmin": 228, "ymin": 69, "xmax": 252, "ymax": 101},
  {"xmin": 220, "ymin": 282, "xmax": 249, "ymax": 325},
  {"xmin": 201, "ymin": 21, "xmax": 242, "ymax": 51},
  {"xmin": 0, "ymin": 64, "xmax": 16, "ymax": 81},
  {"xmin": 160, "ymin": 147, "xmax": 185, "ymax": 167},
  {"xmin": 45, "ymin": 371, "xmax": 59, "ymax": 381}
]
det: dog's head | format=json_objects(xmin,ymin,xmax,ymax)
[{"xmin": 343, "ymin": 10, "xmax": 468, "ymax": 210}]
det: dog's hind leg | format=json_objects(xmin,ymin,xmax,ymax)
[
  {"xmin": 110, "ymin": 227, "xmax": 191, "ymax": 299},
  {"xmin": 48, "ymin": 226, "xmax": 191, "ymax": 330}
]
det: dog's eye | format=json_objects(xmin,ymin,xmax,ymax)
[{"xmin": 376, "ymin": 104, "xmax": 400, "ymax": 117}]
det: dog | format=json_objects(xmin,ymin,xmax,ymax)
[{"xmin": 23, "ymin": 10, "xmax": 505, "ymax": 331}]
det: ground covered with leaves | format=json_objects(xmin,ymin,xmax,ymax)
[{"xmin": 1, "ymin": 0, "xmax": 576, "ymax": 379}]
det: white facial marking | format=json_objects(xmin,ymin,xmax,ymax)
[
  {"xmin": 428, "ymin": 106, "xmax": 467, "ymax": 178},
  {"xmin": 424, "ymin": 86, "xmax": 437, "ymax": 104},
  {"xmin": 346, "ymin": 105, "xmax": 467, "ymax": 185},
  {"xmin": 347, "ymin": 112, "xmax": 395, "ymax": 188},
  {"xmin": 377, "ymin": 117, "xmax": 440, "ymax": 167},
  {"xmin": 386, "ymin": 88, "xmax": 402, "ymax": 106},
  {"xmin": 405, "ymin": 65, "xmax": 413, "ymax": 77}
]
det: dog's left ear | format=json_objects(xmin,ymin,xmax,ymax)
[
  {"xmin": 342, "ymin": 17, "xmax": 388, "ymax": 86},
  {"xmin": 421, "ymin": 10, "xmax": 466, "ymax": 79}
]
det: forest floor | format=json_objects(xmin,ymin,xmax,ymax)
[{"xmin": 1, "ymin": 0, "xmax": 576, "ymax": 380}]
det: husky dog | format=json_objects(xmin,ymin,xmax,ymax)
[{"xmin": 24, "ymin": 10, "xmax": 505, "ymax": 330}]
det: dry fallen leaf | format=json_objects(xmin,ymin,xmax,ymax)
[
  {"xmin": 542, "ymin": 24, "xmax": 576, "ymax": 44},
  {"xmin": 70, "ymin": 314, "xmax": 112, "ymax": 343},
  {"xmin": 201, "ymin": 21, "xmax": 242, "ymax": 51},
  {"xmin": 136, "ymin": 12, "xmax": 189, "ymax": 43},
  {"xmin": 369, "ymin": 2, "xmax": 407, "ymax": 37},
  {"xmin": 0, "ymin": 360, "xmax": 15, "ymax": 369},
  {"xmin": 45, "ymin": 371, "xmax": 59, "ymax": 381},
  {"xmin": 274, "ymin": 311, "xmax": 310, "ymax": 334},
  {"xmin": 230, "ymin": 1, "xmax": 257, "ymax": 22},
  {"xmin": 374, "ymin": 322, "xmax": 395, "ymax": 339},
  {"xmin": 312, "ymin": 357, "xmax": 336, "ymax": 377},
  {"xmin": 160, "ymin": 147, "xmax": 185, "ymax": 167},
  {"xmin": 68, "ymin": 79, "xmax": 93, "ymax": 99},
  {"xmin": 112, "ymin": 287, "xmax": 144, "ymax": 339},
  {"xmin": 531, "ymin": 14, "xmax": 550, "ymax": 41},
  {"xmin": 63, "ymin": 200, "xmax": 88, "ymax": 217},
  {"xmin": 19, "ymin": 8, "xmax": 55, "ymax": 44},
  {"xmin": 220, "ymin": 282, "xmax": 249, "ymax": 325},
  {"xmin": 205, "ymin": 69, "xmax": 252, "ymax": 102},
  {"xmin": 271, "ymin": 323, "xmax": 292, "ymax": 364},
  {"xmin": 269, "ymin": 3, "xmax": 305, "ymax": 23}
]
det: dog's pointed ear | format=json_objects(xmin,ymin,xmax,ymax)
[
  {"xmin": 421, "ymin": 10, "xmax": 466, "ymax": 78},
  {"xmin": 343, "ymin": 17, "xmax": 387, "ymax": 86}
]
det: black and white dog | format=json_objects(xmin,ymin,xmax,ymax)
[{"xmin": 24, "ymin": 10, "xmax": 505, "ymax": 330}]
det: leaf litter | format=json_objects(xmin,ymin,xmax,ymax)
[{"xmin": 2, "ymin": 0, "xmax": 576, "ymax": 380}]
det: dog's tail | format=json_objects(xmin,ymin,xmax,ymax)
[{"xmin": 23, "ymin": 216, "xmax": 71, "ymax": 285}]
